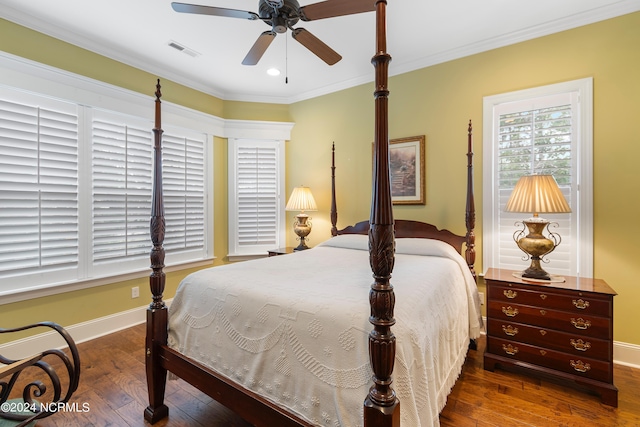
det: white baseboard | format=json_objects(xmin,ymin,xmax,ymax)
[
  {"xmin": 2, "ymin": 305, "xmax": 638, "ymax": 370},
  {"xmin": 0, "ymin": 300, "xmax": 172, "ymax": 360},
  {"xmin": 613, "ymin": 340, "xmax": 640, "ymax": 368}
]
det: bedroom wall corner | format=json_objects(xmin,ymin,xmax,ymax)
[{"xmin": 287, "ymin": 84, "xmax": 375, "ymax": 246}]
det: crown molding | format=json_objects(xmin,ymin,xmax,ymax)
[{"xmin": 2, "ymin": 1, "xmax": 639, "ymax": 104}]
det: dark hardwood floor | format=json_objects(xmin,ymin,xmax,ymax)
[{"xmin": 11, "ymin": 323, "xmax": 640, "ymax": 426}]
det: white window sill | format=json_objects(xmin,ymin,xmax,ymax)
[{"xmin": 0, "ymin": 258, "xmax": 215, "ymax": 306}]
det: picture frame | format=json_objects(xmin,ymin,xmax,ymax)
[{"xmin": 388, "ymin": 135, "xmax": 425, "ymax": 205}]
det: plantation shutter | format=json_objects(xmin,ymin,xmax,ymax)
[
  {"xmin": 92, "ymin": 111, "xmax": 207, "ymax": 268},
  {"xmin": 91, "ymin": 113, "xmax": 153, "ymax": 263},
  {"xmin": 238, "ymin": 145, "xmax": 278, "ymax": 245},
  {"xmin": 0, "ymin": 93, "xmax": 79, "ymax": 278},
  {"xmin": 228, "ymin": 138, "xmax": 284, "ymax": 257},
  {"xmin": 162, "ymin": 132, "xmax": 206, "ymax": 253}
]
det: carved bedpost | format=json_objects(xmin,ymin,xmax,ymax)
[
  {"xmin": 331, "ymin": 142, "xmax": 338, "ymax": 236},
  {"xmin": 149, "ymin": 80, "xmax": 167, "ymax": 310},
  {"xmin": 465, "ymin": 120, "xmax": 477, "ymax": 281},
  {"xmin": 145, "ymin": 79, "xmax": 169, "ymax": 424},
  {"xmin": 364, "ymin": 1, "xmax": 400, "ymax": 426}
]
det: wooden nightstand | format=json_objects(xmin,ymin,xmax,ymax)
[
  {"xmin": 483, "ymin": 268, "xmax": 618, "ymax": 407},
  {"xmin": 267, "ymin": 247, "xmax": 295, "ymax": 257}
]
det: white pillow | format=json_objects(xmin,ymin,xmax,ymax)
[
  {"xmin": 316, "ymin": 234, "xmax": 369, "ymax": 251},
  {"xmin": 394, "ymin": 237, "xmax": 459, "ymax": 258},
  {"xmin": 319, "ymin": 234, "xmax": 458, "ymax": 260}
]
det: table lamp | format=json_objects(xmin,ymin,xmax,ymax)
[
  {"xmin": 285, "ymin": 186, "xmax": 317, "ymax": 251},
  {"xmin": 505, "ymin": 174, "xmax": 571, "ymax": 280}
]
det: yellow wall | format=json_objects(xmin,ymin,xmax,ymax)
[
  {"xmin": 287, "ymin": 12, "xmax": 640, "ymax": 346},
  {"xmin": 1, "ymin": 12, "xmax": 639, "ymax": 347}
]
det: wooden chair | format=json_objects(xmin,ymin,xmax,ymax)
[{"xmin": 0, "ymin": 322, "xmax": 80, "ymax": 427}]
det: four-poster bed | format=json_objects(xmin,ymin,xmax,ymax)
[{"xmin": 145, "ymin": 1, "xmax": 482, "ymax": 426}]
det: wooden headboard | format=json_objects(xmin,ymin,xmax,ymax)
[{"xmin": 336, "ymin": 219, "xmax": 467, "ymax": 253}]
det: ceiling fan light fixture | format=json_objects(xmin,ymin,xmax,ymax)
[
  {"xmin": 267, "ymin": 68, "xmax": 281, "ymax": 76},
  {"xmin": 271, "ymin": 15, "xmax": 288, "ymax": 33}
]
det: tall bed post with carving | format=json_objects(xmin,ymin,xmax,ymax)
[
  {"xmin": 144, "ymin": 80, "xmax": 169, "ymax": 423},
  {"xmin": 465, "ymin": 120, "xmax": 476, "ymax": 280},
  {"xmin": 365, "ymin": 1, "xmax": 400, "ymax": 426},
  {"xmin": 330, "ymin": 142, "xmax": 338, "ymax": 237}
]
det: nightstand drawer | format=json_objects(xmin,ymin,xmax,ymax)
[
  {"xmin": 487, "ymin": 336, "xmax": 612, "ymax": 383},
  {"xmin": 486, "ymin": 318, "xmax": 611, "ymax": 360},
  {"xmin": 487, "ymin": 301, "xmax": 611, "ymax": 338},
  {"xmin": 488, "ymin": 284, "xmax": 611, "ymax": 316}
]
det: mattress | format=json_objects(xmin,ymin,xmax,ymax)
[{"xmin": 168, "ymin": 234, "xmax": 483, "ymax": 426}]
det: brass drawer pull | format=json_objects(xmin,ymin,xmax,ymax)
[
  {"xmin": 570, "ymin": 360, "xmax": 591, "ymax": 373},
  {"xmin": 502, "ymin": 306, "xmax": 519, "ymax": 317},
  {"xmin": 570, "ymin": 318, "xmax": 591, "ymax": 330},
  {"xmin": 502, "ymin": 344, "xmax": 518, "ymax": 355},
  {"xmin": 573, "ymin": 299, "xmax": 590, "ymax": 310},
  {"xmin": 502, "ymin": 325, "xmax": 519, "ymax": 336},
  {"xmin": 539, "ymin": 294, "xmax": 547, "ymax": 300},
  {"xmin": 539, "ymin": 329, "xmax": 547, "ymax": 336},
  {"xmin": 540, "ymin": 309, "xmax": 547, "ymax": 316},
  {"xmin": 570, "ymin": 339, "xmax": 591, "ymax": 352},
  {"xmin": 503, "ymin": 290, "xmax": 518, "ymax": 299},
  {"xmin": 540, "ymin": 350, "xmax": 547, "ymax": 356}
]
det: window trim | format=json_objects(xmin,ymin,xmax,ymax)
[{"xmin": 482, "ymin": 78, "xmax": 593, "ymax": 277}]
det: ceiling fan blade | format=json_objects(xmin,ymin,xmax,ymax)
[
  {"xmin": 171, "ymin": 2, "xmax": 259, "ymax": 20},
  {"xmin": 291, "ymin": 28, "xmax": 342, "ymax": 66},
  {"xmin": 299, "ymin": 0, "xmax": 375, "ymax": 21},
  {"xmin": 242, "ymin": 31, "xmax": 277, "ymax": 65}
]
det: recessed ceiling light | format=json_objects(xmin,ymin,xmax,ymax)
[{"xmin": 267, "ymin": 68, "xmax": 281, "ymax": 76}]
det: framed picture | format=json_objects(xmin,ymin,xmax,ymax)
[{"xmin": 388, "ymin": 136, "xmax": 425, "ymax": 205}]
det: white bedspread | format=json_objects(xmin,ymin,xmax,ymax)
[{"xmin": 168, "ymin": 235, "xmax": 483, "ymax": 427}]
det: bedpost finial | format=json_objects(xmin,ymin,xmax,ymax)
[
  {"xmin": 468, "ymin": 119, "xmax": 472, "ymax": 133},
  {"xmin": 155, "ymin": 79, "xmax": 162, "ymax": 100}
]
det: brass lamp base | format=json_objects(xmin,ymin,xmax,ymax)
[
  {"xmin": 521, "ymin": 259, "xmax": 551, "ymax": 281},
  {"xmin": 293, "ymin": 213, "xmax": 312, "ymax": 251},
  {"xmin": 514, "ymin": 218, "xmax": 561, "ymax": 281}
]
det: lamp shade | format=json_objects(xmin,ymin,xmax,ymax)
[
  {"xmin": 505, "ymin": 174, "xmax": 571, "ymax": 215},
  {"xmin": 285, "ymin": 186, "xmax": 317, "ymax": 212}
]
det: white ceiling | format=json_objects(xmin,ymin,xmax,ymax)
[{"xmin": 1, "ymin": 0, "xmax": 639, "ymax": 104}]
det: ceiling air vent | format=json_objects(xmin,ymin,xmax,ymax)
[{"xmin": 168, "ymin": 41, "xmax": 200, "ymax": 58}]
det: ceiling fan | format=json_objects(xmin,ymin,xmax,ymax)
[{"xmin": 171, "ymin": 0, "xmax": 376, "ymax": 66}]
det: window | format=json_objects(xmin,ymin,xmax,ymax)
[
  {"xmin": 483, "ymin": 78, "xmax": 593, "ymax": 277},
  {"xmin": 89, "ymin": 110, "xmax": 209, "ymax": 278},
  {"xmin": 228, "ymin": 138, "xmax": 285, "ymax": 259},
  {"xmin": 0, "ymin": 90, "xmax": 80, "ymax": 285},
  {"xmin": 0, "ymin": 53, "xmax": 216, "ymax": 300}
]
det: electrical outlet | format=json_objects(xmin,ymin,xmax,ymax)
[
  {"xmin": 478, "ymin": 292, "xmax": 484, "ymax": 305},
  {"xmin": 131, "ymin": 286, "xmax": 140, "ymax": 299}
]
